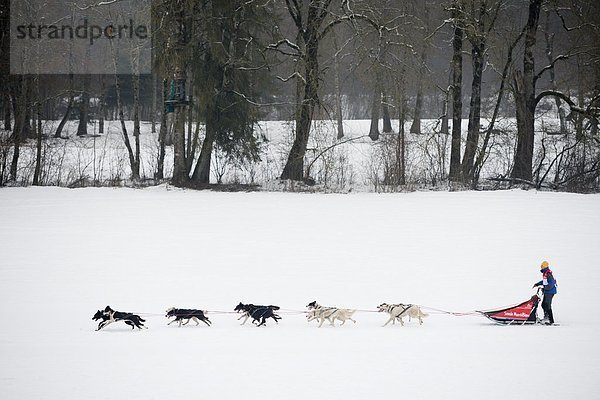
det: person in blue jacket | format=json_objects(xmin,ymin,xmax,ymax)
[{"xmin": 533, "ymin": 260, "xmax": 557, "ymax": 325}]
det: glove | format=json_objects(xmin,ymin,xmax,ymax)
[{"xmin": 532, "ymin": 284, "xmax": 538, "ymax": 289}]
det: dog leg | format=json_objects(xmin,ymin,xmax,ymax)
[
  {"xmin": 203, "ymin": 319, "xmax": 211, "ymax": 327},
  {"xmin": 383, "ymin": 316, "xmax": 394, "ymax": 327},
  {"xmin": 98, "ymin": 320, "xmax": 115, "ymax": 330},
  {"xmin": 318, "ymin": 317, "xmax": 326, "ymax": 328}
]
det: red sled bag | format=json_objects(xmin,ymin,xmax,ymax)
[{"xmin": 478, "ymin": 293, "xmax": 540, "ymax": 325}]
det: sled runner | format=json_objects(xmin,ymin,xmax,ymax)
[{"xmin": 477, "ymin": 290, "xmax": 543, "ymax": 325}]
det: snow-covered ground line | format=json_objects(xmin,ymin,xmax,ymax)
[{"xmin": 0, "ymin": 187, "xmax": 598, "ymax": 399}]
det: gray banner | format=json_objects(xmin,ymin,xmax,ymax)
[{"xmin": 10, "ymin": 0, "xmax": 151, "ymax": 74}]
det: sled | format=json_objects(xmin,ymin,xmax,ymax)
[{"xmin": 477, "ymin": 289, "xmax": 543, "ymax": 325}]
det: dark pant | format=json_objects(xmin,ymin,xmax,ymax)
[{"xmin": 541, "ymin": 293, "xmax": 555, "ymax": 323}]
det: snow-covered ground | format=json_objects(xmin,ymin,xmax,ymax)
[{"xmin": 1, "ymin": 187, "xmax": 599, "ymax": 399}]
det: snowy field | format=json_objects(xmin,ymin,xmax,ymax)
[{"xmin": 1, "ymin": 187, "xmax": 599, "ymax": 399}]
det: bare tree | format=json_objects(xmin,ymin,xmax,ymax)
[
  {"xmin": 460, "ymin": 0, "xmax": 501, "ymax": 182},
  {"xmin": 449, "ymin": 0, "xmax": 464, "ymax": 182},
  {"xmin": 275, "ymin": 0, "xmax": 380, "ymax": 181}
]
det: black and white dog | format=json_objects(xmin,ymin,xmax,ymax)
[
  {"xmin": 306, "ymin": 301, "xmax": 356, "ymax": 327},
  {"xmin": 165, "ymin": 307, "xmax": 211, "ymax": 327},
  {"xmin": 234, "ymin": 302, "xmax": 281, "ymax": 327},
  {"xmin": 377, "ymin": 303, "xmax": 428, "ymax": 326},
  {"xmin": 92, "ymin": 306, "xmax": 147, "ymax": 331}
]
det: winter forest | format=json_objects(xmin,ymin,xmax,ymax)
[{"xmin": 1, "ymin": 0, "xmax": 599, "ymax": 192}]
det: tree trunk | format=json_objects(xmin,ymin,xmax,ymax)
[
  {"xmin": 98, "ymin": 76, "xmax": 105, "ymax": 135},
  {"xmin": 511, "ymin": 0, "xmax": 542, "ymax": 181},
  {"xmin": 56, "ymin": 72, "xmax": 74, "ymax": 138},
  {"xmin": 333, "ymin": 35, "xmax": 344, "ymax": 139},
  {"xmin": 32, "ymin": 74, "xmax": 43, "ymax": 185},
  {"xmin": 543, "ymin": 12, "xmax": 566, "ymax": 135},
  {"xmin": 132, "ymin": 73, "xmax": 141, "ymax": 180},
  {"xmin": 172, "ymin": 97, "xmax": 188, "ymax": 185},
  {"xmin": 76, "ymin": 75, "xmax": 90, "ymax": 136},
  {"xmin": 10, "ymin": 76, "xmax": 29, "ymax": 182},
  {"xmin": 382, "ymin": 91, "xmax": 392, "ymax": 133},
  {"xmin": 33, "ymin": 104, "xmax": 43, "ymax": 185},
  {"xmin": 369, "ymin": 84, "xmax": 380, "ymax": 141},
  {"xmin": 441, "ymin": 90, "xmax": 449, "ymax": 135},
  {"xmin": 295, "ymin": 30, "xmax": 305, "ymax": 129},
  {"xmin": 449, "ymin": 1, "xmax": 463, "ymax": 182},
  {"xmin": 113, "ymin": 71, "xmax": 139, "ymax": 181},
  {"xmin": 2, "ymin": 91, "xmax": 10, "ymax": 131},
  {"xmin": 397, "ymin": 83, "xmax": 406, "ymax": 185},
  {"xmin": 186, "ymin": 104, "xmax": 201, "ymax": 175},
  {"xmin": 575, "ymin": 55, "xmax": 584, "ymax": 141},
  {"xmin": 280, "ymin": 1, "xmax": 333, "ymax": 181},
  {"xmin": 55, "ymin": 95, "xmax": 73, "ymax": 138},
  {"xmin": 461, "ymin": 41, "xmax": 484, "ymax": 180},
  {"xmin": 151, "ymin": 74, "xmax": 157, "ymax": 134},
  {"xmin": 191, "ymin": 114, "xmax": 215, "ymax": 184},
  {"xmin": 410, "ymin": 84, "xmax": 423, "ymax": 134},
  {"xmin": 186, "ymin": 94, "xmax": 193, "ymax": 163},
  {"xmin": 281, "ymin": 38, "xmax": 319, "ymax": 181},
  {"xmin": 156, "ymin": 100, "xmax": 167, "ymax": 180}
]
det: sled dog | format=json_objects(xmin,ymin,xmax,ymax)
[
  {"xmin": 93, "ymin": 306, "xmax": 146, "ymax": 330},
  {"xmin": 306, "ymin": 301, "xmax": 356, "ymax": 327},
  {"xmin": 234, "ymin": 302, "xmax": 281, "ymax": 327},
  {"xmin": 377, "ymin": 303, "xmax": 428, "ymax": 326},
  {"xmin": 165, "ymin": 308, "xmax": 211, "ymax": 327}
]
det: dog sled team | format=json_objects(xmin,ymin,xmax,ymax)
[
  {"xmin": 92, "ymin": 301, "xmax": 428, "ymax": 331},
  {"xmin": 92, "ymin": 261, "xmax": 557, "ymax": 330}
]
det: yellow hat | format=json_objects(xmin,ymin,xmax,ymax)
[{"xmin": 541, "ymin": 261, "xmax": 549, "ymax": 268}]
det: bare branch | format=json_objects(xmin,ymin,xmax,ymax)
[
  {"xmin": 276, "ymin": 72, "xmax": 306, "ymax": 84},
  {"xmin": 534, "ymin": 54, "xmax": 570, "ymax": 84}
]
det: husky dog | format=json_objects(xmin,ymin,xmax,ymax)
[
  {"xmin": 377, "ymin": 303, "xmax": 428, "ymax": 327},
  {"xmin": 165, "ymin": 308, "xmax": 211, "ymax": 327},
  {"xmin": 306, "ymin": 301, "xmax": 356, "ymax": 327},
  {"xmin": 93, "ymin": 306, "xmax": 147, "ymax": 330},
  {"xmin": 234, "ymin": 303, "xmax": 281, "ymax": 327}
]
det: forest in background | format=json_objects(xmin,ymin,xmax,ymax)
[{"xmin": 0, "ymin": 0, "xmax": 599, "ymax": 191}]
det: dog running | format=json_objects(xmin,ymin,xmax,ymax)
[
  {"xmin": 306, "ymin": 301, "xmax": 356, "ymax": 327},
  {"xmin": 93, "ymin": 306, "xmax": 147, "ymax": 330},
  {"xmin": 377, "ymin": 303, "xmax": 428, "ymax": 326},
  {"xmin": 165, "ymin": 307, "xmax": 211, "ymax": 327},
  {"xmin": 234, "ymin": 302, "xmax": 281, "ymax": 327}
]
